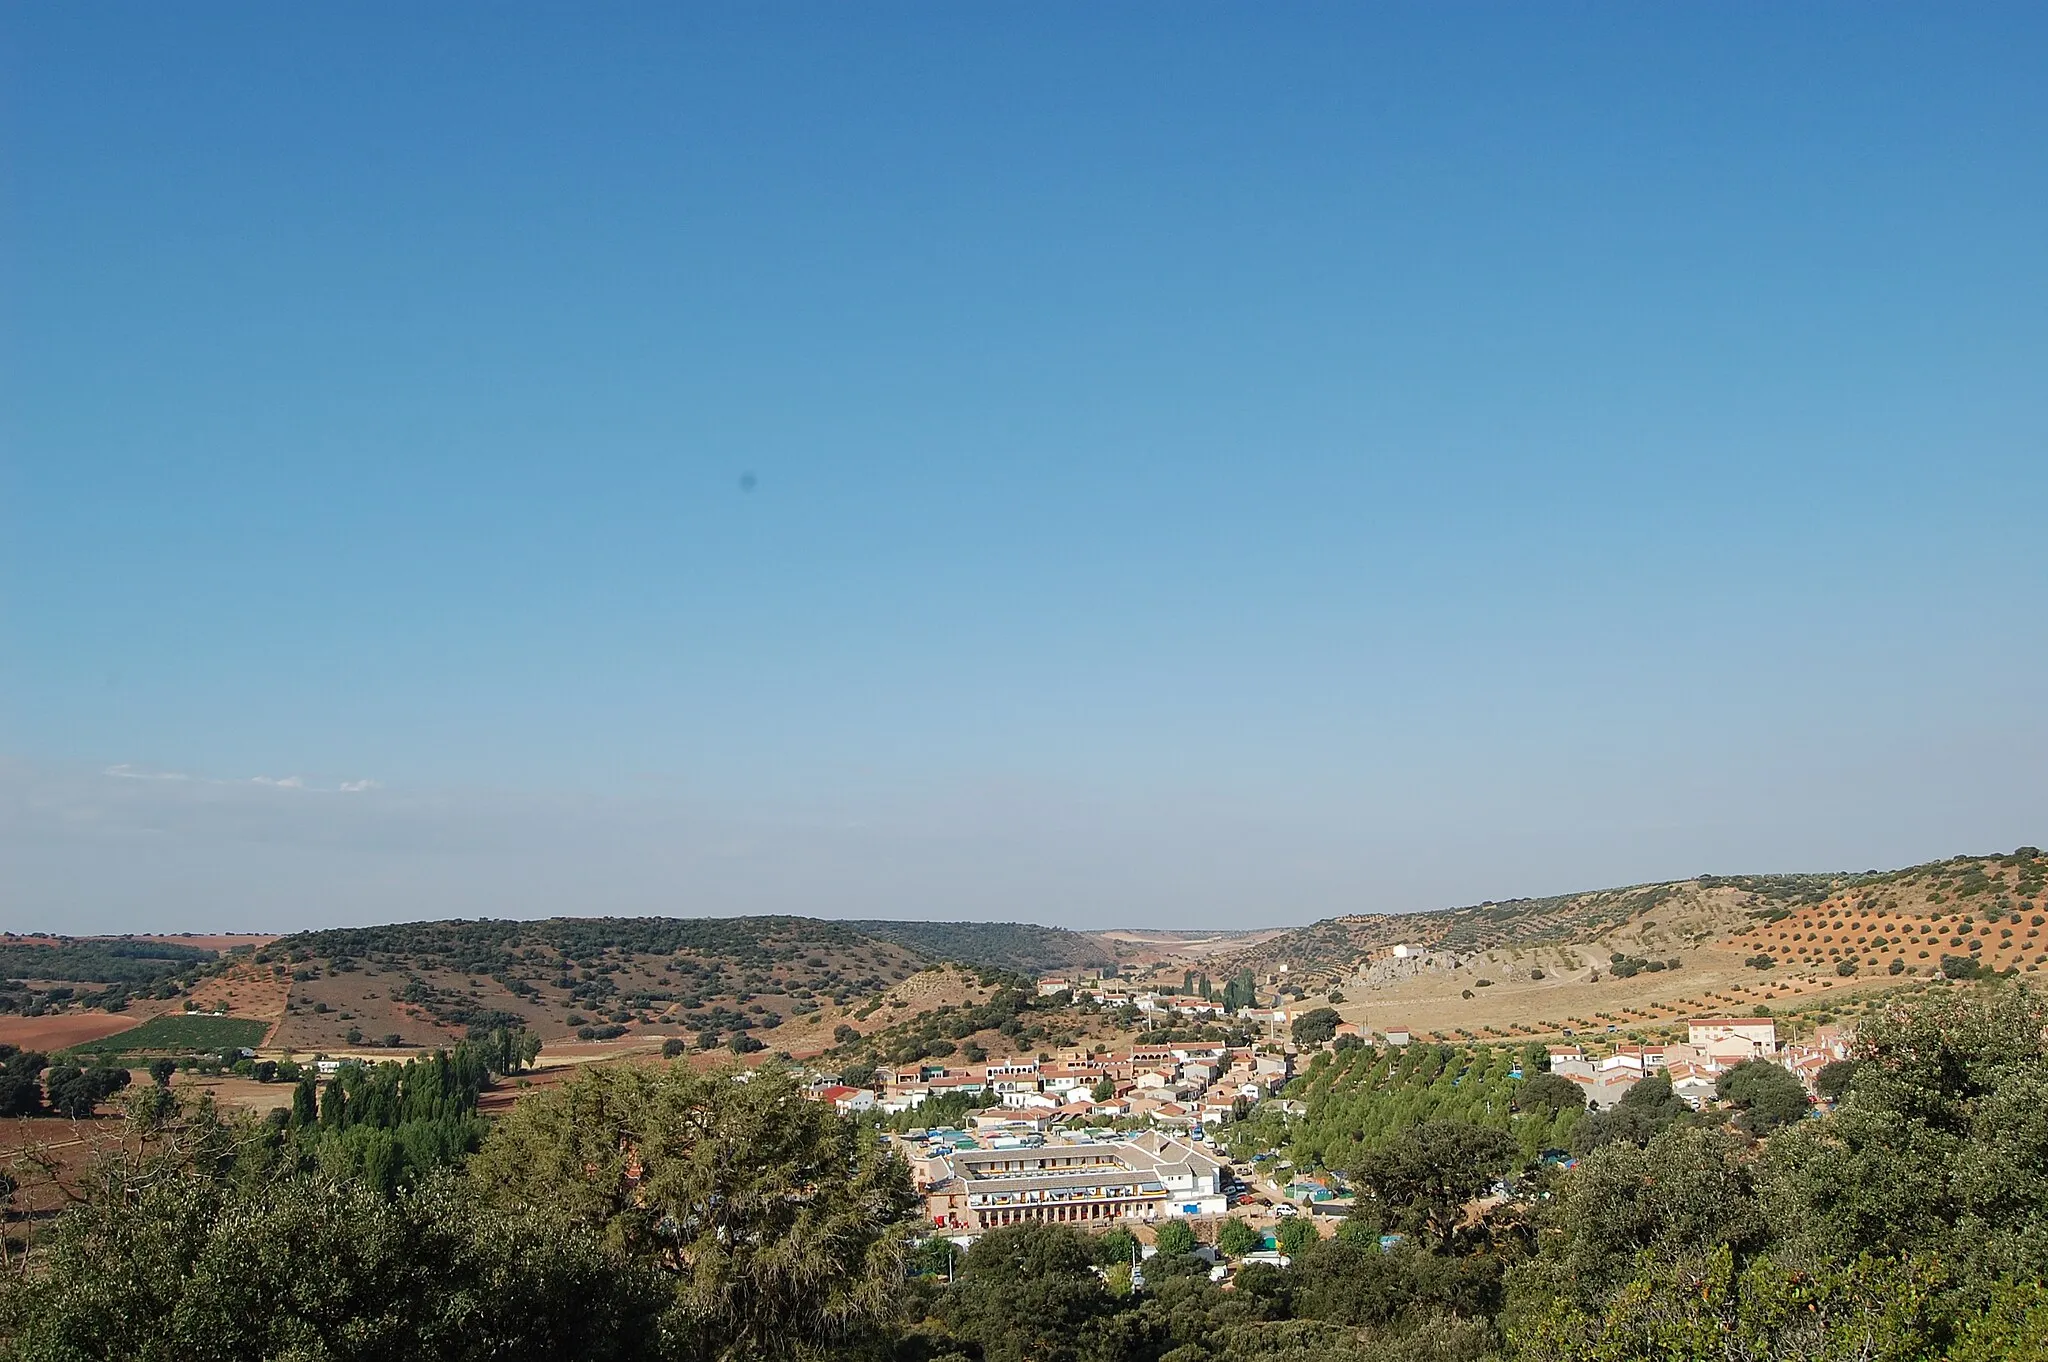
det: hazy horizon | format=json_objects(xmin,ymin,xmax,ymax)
[{"xmin": 6, "ymin": 8, "xmax": 2044, "ymax": 933}]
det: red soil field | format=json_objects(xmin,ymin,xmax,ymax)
[{"xmin": 0, "ymin": 1012, "xmax": 143, "ymax": 1051}]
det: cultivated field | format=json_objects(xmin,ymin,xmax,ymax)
[
  {"xmin": 66, "ymin": 1014, "xmax": 271, "ymax": 1057},
  {"xmin": 0, "ymin": 1011, "xmax": 146, "ymax": 1052}
]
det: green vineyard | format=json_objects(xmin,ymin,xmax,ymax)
[
  {"xmin": 64, "ymin": 1014, "xmax": 272, "ymax": 1058},
  {"xmin": 1228, "ymin": 1041, "xmax": 1581, "ymax": 1170}
]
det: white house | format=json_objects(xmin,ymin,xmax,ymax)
[{"xmin": 1687, "ymin": 1018, "xmax": 1778, "ymax": 1054}]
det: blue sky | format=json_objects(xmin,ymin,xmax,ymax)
[{"xmin": 4, "ymin": 6, "xmax": 2044, "ymax": 932}]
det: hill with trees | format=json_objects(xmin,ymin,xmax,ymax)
[
  {"xmin": 1211, "ymin": 848, "xmax": 2048, "ymax": 995},
  {"xmin": 842, "ymin": 919, "xmax": 1118, "ymax": 974}
]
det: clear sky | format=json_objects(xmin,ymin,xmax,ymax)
[{"xmin": 4, "ymin": 6, "xmax": 2044, "ymax": 933}]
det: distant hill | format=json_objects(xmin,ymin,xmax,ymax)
[
  {"xmin": 239, "ymin": 914, "xmax": 1125, "ymax": 1053},
  {"xmin": 1212, "ymin": 849, "xmax": 2046, "ymax": 986},
  {"xmin": 841, "ymin": 920, "xmax": 1117, "ymax": 975},
  {"xmin": 9, "ymin": 848, "xmax": 2039, "ymax": 1059},
  {"xmin": 257, "ymin": 915, "xmax": 938, "ymax": 1052}
]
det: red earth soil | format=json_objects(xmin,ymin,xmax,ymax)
[{"xmin": 0, "ymin": 1012, "xmax": 143, "ymax": 1051}]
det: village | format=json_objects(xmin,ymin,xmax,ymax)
[{"xmin": 800, "ymin": 969, "xmax": 1862, "ymax": 1253}]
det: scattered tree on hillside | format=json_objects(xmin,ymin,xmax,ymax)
[{"xmin": 1290, "ymin": 1008, "xmax": 1342, "ymax": 1049}]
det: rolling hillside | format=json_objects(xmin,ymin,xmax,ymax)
[
  {"xmin": 6, "ymin": 849, "xmax": 2039, "ymax": 1061},
  {"xmin": 1209, "ymin": 859, "xmax": 2041, "ymax": 987},
  {"xmin": 839, "ymin": 919, "xmax": 1117, "ymax": 974}
]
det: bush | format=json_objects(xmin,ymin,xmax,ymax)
[
  {"xmin": 1152, "ymin": 1220, "xmax": 1197, "ymax": 1257},
  {"xmin": 1715, "ymin": 1059, "xmax": 1810, "ymax": 1134},
  {"xmin": 1216, "ymin": 1217, "xmax": 1261, "ymax": 1257},
  {"xmin": 1290, "ymin": 1008, "xmax": 1342, "ymax": 1048},
  {"xmin": 1814, "ymin": 1059, "xmax": 1863, "ymax": 1102}
]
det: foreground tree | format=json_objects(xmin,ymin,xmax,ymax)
[
  {"xmin": 938, "ymin": 1223, "xmax": 1119, "ymax": 1362},
  {"xmin": 1716, "ymin": 1059, "xmax": 1810, "ymax": 1135},
  {"xmin": 1513, "ymin": 1244, "xmax": 1943, "ymax": 1362},
  {"xmin": 1572, "ymin": 1073, "xmax": 1690, "ymax": 1153},
  {"xmin": 0, "ymin": 1170, "xmax": 662, "ymax": 1361},
  {"xmin": 1511, "ymin": 1125, "xmax": 1766, "ymax": 1314},
  {"xmin": 469, "ymin": 1060, "xmax": 917, "ymax": 1361},
  {"xmin": 1761, "ymin": 983, "xmax": 2048, "ymax": 1287},
  {"xmin": 1350, "ymin": 1121, "xmax": 1518, "ymax": 1251}
]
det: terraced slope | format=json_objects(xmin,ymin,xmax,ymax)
[
  {"xmin": 1213, "ymin": 852, "xmax": 2045, "ymax": 989},
  {"xmin": 1722, "ymin": 848, "xmax": 2047, "ymax": 978}
]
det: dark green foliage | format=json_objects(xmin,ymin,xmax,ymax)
[
  {"xmin": 1716, "ymin": 1059, "xmax": 1811, "ymax": 1134},
  {"xmin": 0, "ymin": 938, "xmax": 213, "ymax": 987},
  {"xmin": 42, "ymin": 1062, "xmax": 132, "ymax": 1118},
  {"xmin": 0, "ymin": 1173, "xmax": 663, "ymax": 1361},
  {"xmin": 1572, "ymin": 1072, "xmax": 1691, "ymax": 1153},
  {"xmin": 1814, "ymin": 1058, "xmax": 1864, "ymax": 1102},
  {"xmin": 0, "ymin": 1046, "xmax": 49, "ymax": 1116},
  {"xmin": 1513, "ymin": 1125, "xmax": 1767, "ymax": 1311},
  {"xmin": 1290, "ymin": 1008, "xmax": 1342, "ymax": 1048},
  {"xmin": 1515, "ymin": 1072, "xmax": 1585, "ymax": 1118},
  {"xmin": 472, "ymin": 1062, "xmax": 916, "ymax": 1361},
  {"xmin": 11, "ymin": 981, "xmax": 2048, "ymax": 1362},
  {"xmin": 1350, "ymin": 1121, "xmax": 1518, "ymax": 1249},
  {"xmin": 940, "ymin": 1223, "xmax": 1118, "ymax": 1362}
]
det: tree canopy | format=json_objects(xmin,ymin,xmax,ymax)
[
  {"xmin": 1289, "ymin": 1008, "xmax": 1342, "ymax": 1049},
  {"xmin": 470, "ymin": 1060, "xmax": 916, "ymax": 1361}
]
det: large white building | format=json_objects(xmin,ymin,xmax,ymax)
[
  {"xmin": 1687, "ymin": 1017, "xmax": 1778, "ymax": 1056},
  {"xmin": 913, "ymin": 1131, "xmax": 1228, "ymax": 1230}
]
